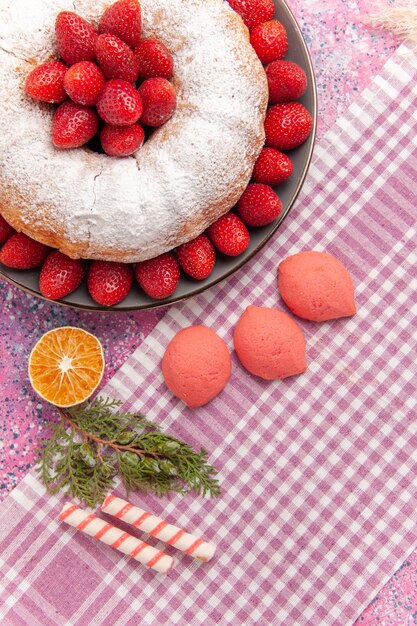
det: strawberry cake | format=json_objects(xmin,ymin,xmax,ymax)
[{"xmin": 0, "ymin": 0, "xmax": 268, "ymax": 263}]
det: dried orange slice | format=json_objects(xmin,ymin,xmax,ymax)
[{"xmin": 28, "ymin": 327, "xmax": 105, "ymax": 407}]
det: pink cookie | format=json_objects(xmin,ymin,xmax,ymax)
[
  {"xmin": 278, "ymin": 251, "xmax": 356, "ymax": 322},
  {"xmin": 233, "ymin": 306, "xmax": 307, "ymax": 380},
  {"xmin": 162, "ymin": 326, "xmax": 231, "ymax": 408}
]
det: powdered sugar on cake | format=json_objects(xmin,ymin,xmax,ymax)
[{"xmin": 0, "ymin": 0, "xmax": 268, "ymax": 262}]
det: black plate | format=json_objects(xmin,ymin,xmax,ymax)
[{"xmin": 0, "ymin": 0, "xmax": 317, "ymax": 311}]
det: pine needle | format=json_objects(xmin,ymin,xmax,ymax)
[{"xmin": 37, "ymin": 396, "xmax": 220, "ymax": 508}]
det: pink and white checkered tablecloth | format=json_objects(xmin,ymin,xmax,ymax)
[{"xmin": 0, "ymin": 44, "xmax": 416, "ymax": 625}]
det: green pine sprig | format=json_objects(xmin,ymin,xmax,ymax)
[{"xmin": 37, "ymin": 397, "xmax": 220, "ymax": 508}]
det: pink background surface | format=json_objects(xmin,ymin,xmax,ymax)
[{"xmin": 1, "ymin": 1, "xmax": 414, "ymax": 623}]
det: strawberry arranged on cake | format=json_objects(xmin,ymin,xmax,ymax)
[{"xmin": 0, "ymin": 0, "xmax": 313, "ymax": 306}]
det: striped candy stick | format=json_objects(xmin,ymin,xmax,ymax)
[
  {"xmin": 59, "ymin": 503, "xmax": 174, "ymax": 574},
  {"xmin": 101, "ymin": 494, "xmax": 216, "ymax": 562}
]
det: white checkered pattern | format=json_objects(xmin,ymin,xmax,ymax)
[{"xmin": 0, "ymin": 44, "xmax": 416, "ymax": 626}]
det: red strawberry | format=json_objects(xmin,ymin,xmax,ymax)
[
  {"xmin": 0, "ymin": 233, "xmax": 49, "ymax": 269},
  {"xmin": 39, "ymin": 251, "xmax": 84, "ymax": 299},
  {"xmin": 250, "ymin": 20, "xmax": 288, "ymax": 64},
  {"xmin": 135, "ymin": 253, "xmax": 180, "ymax": 299},
  {"xmin": 97, "ymin": 80, "xmax": 142, "ymax": 126},
  {"xmin": 138, "ymin": 78, "xmax": 176, "ymax": 127},
  {"xmin": 135, "ymin": 39, "xmax": 174, "ymax": 80},
  {"xmin": 227, "ymin": 0, "xmax": 275, "ymax": 31},
  {"xmin": 25, "ymin": 61, "xmax": 68, "ymax": 104},
  {"xmin": 265, "ymin": 102, "xmax": 313, "ymax": 151},
  {"xmin": 96, "ymin": 34, "xmax": 140, "ymax": 82},
  {"xmin": 237, "ymin": 184, "xmax": 282, "ymax": 227},
  {"xmin": 52, "ymin": 101, "xmax": 99, "ymax": 149},
  {"xmin": 176, "ymin": 235, "xmax": 216, "ymax": 280},
  {"xmin": 0, "ymin": 215, "xmax": 16, "ymax": 244},
  {"xmin": 64, "ymin": 61, "xmax": 105, "ymax": 106},
  {"xmin": 252, "ymin": 148, "xmax": 293, "ymax": 186},
  {"xmin": 207, "ymin": 213, "xmax": 250, "ymax": 256},
  {"xmin": 55, "ymin": 12, "xmax": 98, "ymax": 66},
  {"xmin": 266, "ymin": 60, "xmax": 307, "ymax": 104},
  {"xmin": 99, "ymin": 0, "xmax": 142, "ymax": 48},
  {"xmin": 101, "ymin": 123, "xmax": 145, "ymax": 157},
  {"xmin": 88, "ymin": 260, "xmax": 133, "ymax": 306}
]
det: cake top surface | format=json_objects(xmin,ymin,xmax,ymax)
[{"xmin": 0, "ymin": 0, "xmax": 268, "ymax": 262}]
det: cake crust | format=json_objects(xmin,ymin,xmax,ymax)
[{"xmin": 0, "ymin": 0, "xmax": 268, "ymax": 262}]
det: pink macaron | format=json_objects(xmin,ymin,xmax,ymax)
[
  {"xmin": 233, "ymin": 305, "xmax": 307, "ymax": 380},
  {"xmin": 278, "ymin": 251, "xmax": 356, "ymax": 322},
  {"xmin": 162, "ymin": 326, "xmax": 231, "ymax": 408}
]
